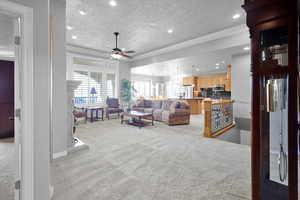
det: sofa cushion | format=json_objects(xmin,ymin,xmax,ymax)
[
  {"xmin": 107, "ymin": 107, "xmax": 123, "ymax": 113},
  {"xmin": 153, "ymin": 109, "xmax": 163, "ymax": 121},
  {"xmin": 152, "ymin": 100, "xmax": 162, "ymax": 109},
  {"xmin": 144, "ymin": 108, "xmax": 153, "ymax": 113},
  {"xmin": 135, "ymin": 99, "xmax": 145, "ymax": 107},
  {"xmin": 162, "ymin": 110, "xmax": 170, "ymax": 122},
  {"xmin": 106, "ymin": 98, "xmax": 119, "ymax": 108},
  {"xmin": 162, "ymin": 100, "xmax": 173, "ymax": 110},
  {"xmin": 175, "ymin": 102, "xmax": 181, "ymax": 109},
  {"xmin": 144, "ymin": 100, "xmax": 152, "ymax": 108},
  {"xmin": 178, "ymin": 101, "xmax": 189, "ymax": 109}
]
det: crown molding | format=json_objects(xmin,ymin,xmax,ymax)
[
  {"xmin": 133, "ymin": 24, "xmax": 248, "ymax": 61},
  {"xmin": 66, "ymin": 43, "xmax": 109, "ymax": 59}
]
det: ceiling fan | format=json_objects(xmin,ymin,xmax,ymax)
[{"xmin": 110, "ymin": 32, "xmax": 135, "ymax": 60}]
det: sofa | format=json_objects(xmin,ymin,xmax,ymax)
[{"xmin": 132, "ymin": 99, "xmax": 191, "ymax": 126}]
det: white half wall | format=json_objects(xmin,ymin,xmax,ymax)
[
  {"xmin": 50, "ymin": 0, "xmax": 68, "ymax": 155},
  {"xmin": 9, "ymin": 0, "xmax": 50, "ymax": 199},
  {"xmin": 231, "ymin": 53, "xmax": 251, "ymax": 119},
  {"xmin": 231, "ymin": 53, "xmax": 251, "ymax": 146}
]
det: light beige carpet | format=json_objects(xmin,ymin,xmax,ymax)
[
  {"xmin": 51, "ymin": 115, "xmax": 251, "ymax": 200},
  {"xmin": 0, "ymin": 139, "xmax": 14, "ymax": 200}
]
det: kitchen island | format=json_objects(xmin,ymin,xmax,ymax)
[{"xmin": 177, "ymin": 98, "xmax": 204, "ymax": 115}]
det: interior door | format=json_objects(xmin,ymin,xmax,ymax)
[{"xmin": 0, "ymin": 60, "xmax": 14, "ymax": 138}]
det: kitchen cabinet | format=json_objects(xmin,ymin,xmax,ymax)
[
  {"xmin": 182, "ymin": 77, "xmax": 196, "ymax": 86},
  {"xmin": 182, "ymin": 65, "xmax": 232, "ymax": 92}
]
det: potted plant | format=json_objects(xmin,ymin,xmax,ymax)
[{"xmin": 120, "ymin": 79, "xmax": 136, "ymax": 112}]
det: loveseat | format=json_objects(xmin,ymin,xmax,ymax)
[{"xmin": 132, "ymin": 99, "xmax": 191, "ymax": 126}]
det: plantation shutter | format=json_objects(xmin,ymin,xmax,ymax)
[
  {"xmin": 106, "ymin": 73, "xmax": 116, "ymax": 98},
  {"xmin": 90, "ymin": 72, "xmax": 103, "ymax": 103},
  {"xmin": 73, "ymin": 71, "xmax": 89, "ymax": 104}
]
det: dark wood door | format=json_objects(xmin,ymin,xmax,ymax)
[{"xmin": 0, "ymin": 60, "xmax": 14, "ymax": 138}]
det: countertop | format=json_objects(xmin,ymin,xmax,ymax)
[{"xmin": 170, "ymin": 97, "xmax": 204, "ymax": 100}]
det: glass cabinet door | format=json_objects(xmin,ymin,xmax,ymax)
[
  {"xmin": 260, "ymin": 26, "xmax": 288, "ymax": 68},
  {"xmin": 258, "ymin": 25, "xmax": 291, "ymax": 200},
  {"xmin": 260, "ymin": 76, "xmax": 289, "ymax": 186}
]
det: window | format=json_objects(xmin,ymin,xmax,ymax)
[
  {"xmin": 90, "ymin": 72, "xmax": 103, "ymax": 103},
  {"xmin": 106, "ymin": 73, "xmax": 116, "ymax": 98},
  {"xmin": 73, "ymin": 71, "xmax": 90, "ymax": 104},
  {"xmin": 68, "ymin": 55, "xmax": 118, "ymax": 104},
  {"xmin": 73, "ymin": 70, "xmax": 116, "ymax": 104},
  {"xmin": 133, "ymin": 81, "xmax": 151, "ymax": 99}
]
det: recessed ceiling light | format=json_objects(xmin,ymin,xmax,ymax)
[
  {"xmin": 72, "ymin": 35, "xmax": 78, "ymax": 40},
  {"xmin": 221, "ymin": 61, "xmax": 225, "ymax": 64},
  {"xmin": 121, "ymin": 48, "xmax": 125, "ymax": 51},
  {"xmin": 196, "ymin": 68, "xmax": 200, "ymax": 72},
  {"xmin": 232, "ymin": 13, "xmax": 241, "ymax": 19},
  {"xmin": 66, "ymin": 25, "xmax": 73, "ymax": 30},
  {"xmin": 216, "ymin": 66, "xmax": 220, "ymax": 69},
  {"xmin": 168, "ymin": 29, "xmax": 174, "ymax": 34},
  {"xmin": 79, "ymin": 10, "xmax": 87, "ymax": 15},
  {"xmin": 244, "ymin": 46, "xmax": 250, "ymax": 51},
  {"xmin": 109, "ymin": 0, "xmax": 117, "ymax": 7},
  {"xmin": 216, "ymin": 63, "xmax": 220, "ymax": 66}
]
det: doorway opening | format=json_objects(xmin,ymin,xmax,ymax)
[{"xmin": 0, "ymin": 12, "xmax": 16, "ymax": 200}]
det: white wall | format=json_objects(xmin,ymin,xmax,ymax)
[
  {"xmin": 231, "ymin": 53, "xmax": 251, "ymax": 109},
  {"xmin": 9, "ymin": 0, "xmax": 50, "ymax": 199},
  {"xmin": 232, "ymin": 53, "xmax": 251, "ymax": 118},
  {"xmin": 50, "ymin": 0, "xmax": 68, "ymax": 155}
]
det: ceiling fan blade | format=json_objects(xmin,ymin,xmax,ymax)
[
  {"xmin": 124, "ymin": 50, "xmax": 136, "ymax": 54},
  {"xmin": 121, "ymin": 53, "xmax": 133, "ymax": 59}
]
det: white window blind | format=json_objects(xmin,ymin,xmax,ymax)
[
  {"xmin": 106, "ymin": 73, "xmax": 116, "ymax": 98},
  {"xmin": 90, "ymin": 72, "xmax": 103, "ymax": 103},
  {"xmin": 73, "ymin": 71, "xmax": 90, "ymax": 104},
  {"xmin": 73, "ymin": 71, "xmax": 116, "ymax": 104}
]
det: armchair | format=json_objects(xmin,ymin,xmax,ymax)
[
  {"xmin": 106, "ymin": 98, "xmax": 123, "ymax": 120},
  {"xmin": 73, "ymin": 106, "xmax": 87, "ymax": 134}
]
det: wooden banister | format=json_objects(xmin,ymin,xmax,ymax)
[{"xmin": 203, "ymin": 98, "xmax": 235, "ymax": 138}]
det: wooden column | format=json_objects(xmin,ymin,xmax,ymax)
[
  {"xmin": 225, "ymin": 65, "xmax": 232, "ymax": 91},
  {"xmin": 203, "ymin": 99, "xmax": 212, "ymax": 137}
]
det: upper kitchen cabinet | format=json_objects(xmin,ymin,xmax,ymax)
[{"xmin": 183, "ymin": 77, "xmax": 196, "ymax": 86}]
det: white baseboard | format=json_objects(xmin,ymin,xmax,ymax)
[{"xmin": 53, "ymin": 151, "xmax": 68, "ymax": 159}]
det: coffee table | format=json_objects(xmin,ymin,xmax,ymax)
[{"xmin": 121, "ymin": 110, "xmax": 154, "ymax": 128}]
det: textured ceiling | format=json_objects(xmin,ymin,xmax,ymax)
[
  {"xmin": 66, "ymin": 0, "xmax": 245, "ymax": 56},
  {"xmin": 131, "ymin": 45, "xmax": 248, "ymax": 77},
  {"xmin": 0, "ymin": 13, "xmax": 14, "ymax": 57}
]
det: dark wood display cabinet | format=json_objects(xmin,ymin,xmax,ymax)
[{"xmin": 243, "ymin": 0, "xmax": 299, "ymax": 200}]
